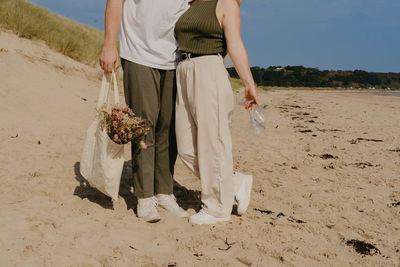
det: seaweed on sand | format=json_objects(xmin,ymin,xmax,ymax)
[{"xmin": 346, "ymin": 239, "xmax": 381, "ymax": 256}]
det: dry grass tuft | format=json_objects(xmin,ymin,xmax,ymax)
[{"xmin": 0, "ymin": 0, "xmax": 103, "ymax": 66}]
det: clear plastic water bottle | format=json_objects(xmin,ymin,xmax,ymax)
[
  {"xmin": 237, "ymin": 98, "xmax": 268, "ymax": 133},
  {"xmin": 249, "ymin": 104, "xmax": 268, "ymax": 132},
  {"xmin": 235, "ymin": 88, "xmax": 268, "ymax": 133}
]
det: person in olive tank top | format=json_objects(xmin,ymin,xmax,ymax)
[{"xmin": 174, "ymin": 0, "xmax": 259, "ymax": 225}]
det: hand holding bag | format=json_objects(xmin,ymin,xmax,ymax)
[{"xmin": 80, "ymin": 70, "xmax": 125, "ymax": 201}]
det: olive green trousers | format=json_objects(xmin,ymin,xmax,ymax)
[{"xmin": 121, "ymin": 58, "xmax": 177, "ymax": 198}]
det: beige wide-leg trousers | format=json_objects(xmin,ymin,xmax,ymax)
[{"xmin": 176, "ymin": 55, "xmax": 241, "ymax": 218}]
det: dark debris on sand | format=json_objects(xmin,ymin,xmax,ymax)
[
  {"xmin": 281, "ymin": 104, "xmax": 302, "ymax": 109},
  {"xmin": 299, "ymin": 130, "xmax": 313, "ymax": 133},
  {"xmin": 287, "ymin": 216, "xmax": 306, "ymax": 224},
  {"xmin": 350, "ymin": 162, "xmax": 375, "ymax": 169},
  {"xmin": 218, "ymin": 238, "xmax": 236, "ymax": 251},
  {"xmin": 350, "ymin": 138, "xmax": 384, "ymax": 144},
  {"xmin": 254, "ymin": 208, "xmax": 274, "ymax": 215},
  {"xmin": 357, "ymin": 137, "xmax": 383, "ymax": 142},
  {"xmin": 345, "ymin": 239, "xmax": 381, "ymax": 256},
  {"xmin": 388, "ymin": 202, "xmax": 400, "ymax": 207},
  {"xmin": 320, "ymin": 154, "xmax": 338, "ymax": 160},
  {"xmin": 316, "ymin": 127, "xmax": 343, "ymax": 133},
  {"xmin": 323, "ymin": 163, "xmax": 335, "ymax": 170}
]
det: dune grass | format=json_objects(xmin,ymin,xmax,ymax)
[
  {"xmin": 0, "ymin": 0, "xmax": 104, "ymax": 66},
  {"xmin": 231, "ymin": 78, "xmax": 271, "ymax": 91},
  {"xmin": 230, "ymin": 78, "xmax": 244, "ymax": 90}
]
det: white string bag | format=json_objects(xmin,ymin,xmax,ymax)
[{"xmin": 80, "ymin": 70, "xmax": 125, "ymax": 201}]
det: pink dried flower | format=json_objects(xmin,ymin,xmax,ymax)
[
  {"xmin": 117, "ymin": 112, "xmax": 124, "ymax": 122},
  {"xmin": 99, "ymin": 103, "xmax": 151, "ymax": 146}
]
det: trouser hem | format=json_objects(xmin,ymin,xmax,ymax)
[
  {"xmin": 134, "ymin": 192, "xmax": 155, "ymax": 199},
  {"xmin": 155, "ymin": 189, "xmax": 174, "ymax": 196}
]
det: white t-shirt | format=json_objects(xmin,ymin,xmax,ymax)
[{"xmin": 120, "ymin": 0, "xmax": 189, "ymax": 70}]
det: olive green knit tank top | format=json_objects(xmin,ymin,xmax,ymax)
[{"xmin": 175, "ymin": 0, "xmax": 226, "ymax": 55}]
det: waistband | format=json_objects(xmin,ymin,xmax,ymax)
[{"xmin": 179, "ymin": 52, "xmax": 220, "ymax": 62}]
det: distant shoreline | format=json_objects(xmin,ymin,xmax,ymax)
[
  {"xmin": 344, "ymin": 90, "xmax": 400, "ymax": 96},
  {"xmin": 267, "ymin": 89, "xmax": 400, "ymax": 95}
]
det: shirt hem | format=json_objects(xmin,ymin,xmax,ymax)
[{"xmin": 120, "ymin": 54, "xmax": 177, "ymax": 70}]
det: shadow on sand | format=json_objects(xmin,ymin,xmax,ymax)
[
  {"xmin": 73, "ymin": 162, "xmax": 114, "ymax": 209},
  {"xmin": 73, "ymin": 161, "xmax": 202, "ymax": 213}
]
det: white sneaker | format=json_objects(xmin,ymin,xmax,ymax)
[
  {"xmin": 156, "ymin": 194, "xmax": 189, "ymax": 218},
  {"xmin": 137, "ymin": 197, "xmax": 160, "ymax": 223},
  {"xmin": 235, "ymin": 173, "xmax": 253, "ymax": 216},
  {"xmin": 189, "ymin": 209, "xmax": 230, "ymax": 225}
]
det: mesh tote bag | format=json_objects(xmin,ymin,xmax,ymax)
[{"xmin": 80, "ymin": 70, "xmax": 125, "ymax": 201}]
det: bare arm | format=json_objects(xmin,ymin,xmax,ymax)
[
  {"xmin": 99, "ymin": 0, "xmax": 123, "ymax": 73},
  {"xmin": 221, "ymin": 0, "xmax": 259, "ymax": 108}
]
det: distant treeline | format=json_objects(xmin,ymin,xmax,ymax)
[{"xmin": 227, "ymin": 66, "xmax": 400, "ymax": 89}]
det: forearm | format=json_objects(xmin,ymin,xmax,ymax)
[
  {"xmin": 222, "ymin": 0, "xmax": 258, "ymax": 106},
  {"xmin": 228, "ymin": 42, "xmax": 255, "ymax": 89},
  {"xmin": 103, "ymin": 0, "xmax": 123, "ymax": 49}
]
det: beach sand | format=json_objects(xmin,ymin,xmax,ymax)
[{"xmin": 1, "ymin": 30, "xmax": 399, "ymax": 266}]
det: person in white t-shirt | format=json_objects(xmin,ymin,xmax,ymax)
[{"xmin": 99, "ymin": 0, "xmax": 190, "ymax": 223}]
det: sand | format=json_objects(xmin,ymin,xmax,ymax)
[{"xmin": 0, "ymin": 29, "xmax": 399, "ymax": 266}]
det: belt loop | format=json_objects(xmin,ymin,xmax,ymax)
[{"xmin": 188, "ymin": 53, "xmax": 191, "ymax": 60}]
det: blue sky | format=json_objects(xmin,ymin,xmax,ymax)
[{"xmin": 28, "ymin": 0, "xmax": 400, "ymax": 72}]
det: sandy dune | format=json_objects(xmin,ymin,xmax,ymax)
[{"xmin": 0, "ymin": 29, "xmax": 399, "ymax": 266}]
